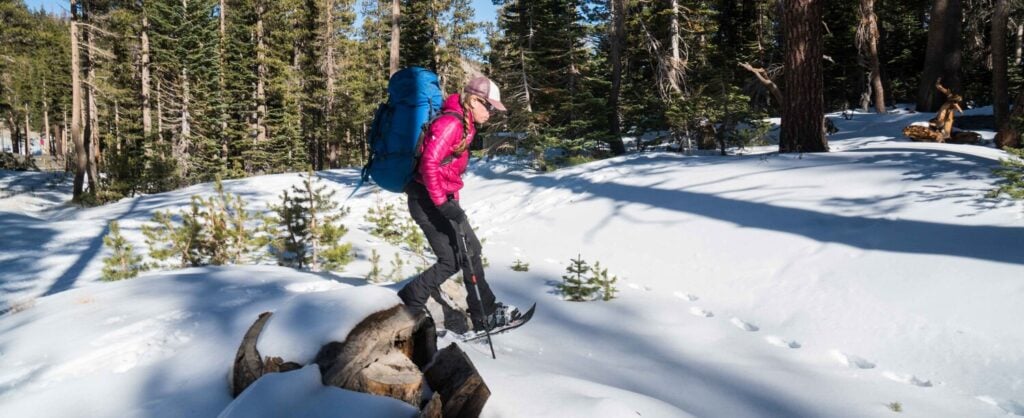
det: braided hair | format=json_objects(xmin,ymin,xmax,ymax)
[{"xmin": 452, "ymin": 94, "xmax": 476, "ymax": 154}]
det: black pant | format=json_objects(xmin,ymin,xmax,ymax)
[{"xmin": 398, "ymin": 182, "xmax": 496, "ymax": 329}]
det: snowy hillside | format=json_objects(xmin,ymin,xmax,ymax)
[{"xmin": 1, "ymin": 108, "xmax": 1023, "ymax": 417}]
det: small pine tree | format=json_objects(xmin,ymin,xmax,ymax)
[
  {"xmin": 271, "ymin": 171, "xmax": 352, "ymax": 271},
  {"xmin": 367, "ymin": 249, "xmax": 383, "ymax": 282},
  {"xmin": 101, "ymin": 221, "xmax": 146, "ymax": 281},
  {"xmin": 365, "ymin": 195, "xmax": 404, "ymax": 245},
  {"xmin": 511, "ymin": 258, "xmax": 530, "ymax": 272},
  {"xmin": 559, "ymin": 254, "xmax": 597, "ymax": 301},
  {"xmin": 142, "ymin": 202, "xmax": 204, "ymax": 268},
  {"xmin": 388, "ymin": 252, "xmax": 405, "ymax": 282},
  {"xmin": 989, "ymin": 147, "xmax": 1024, "ymax": 199},
  {"xmin": 271, "ymin": 189, "xmax": 309, "ymax": 268},
  {"xmin": 589, "ymin": 261, "xmax": 618, "ymax": 301},
  {"xmin": 142, "ymin": 179, "xmax": 263, "ymax": 269}
]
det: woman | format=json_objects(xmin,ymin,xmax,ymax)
[{"xmin": 397, "ymin": 76, "xmax": 518, "ymax": 334}]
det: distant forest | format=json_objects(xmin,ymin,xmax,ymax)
[{"xmin": 1, "ymin": 0, "xmax": 1023, "ymax": 203}]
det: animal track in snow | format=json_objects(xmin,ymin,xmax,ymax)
[
  {"xmin": 672, "ymin": 291, "xmax": 698, "ymax": 302},
  {"xmin": 689, "ymin": 307, "xmax": 714, "ymax": 318},
  {"xmin": 883, "ymin": 371, "xmax": 932, "ymax": 387},
  {"xmin": 830, "ymin": 350, "xmax": 876, "ymax": 369},
  {"xmin": 729, "ymin": 318, "xmax": 759, "ymax": 332},
  {"xmin": 765, "ymin": 336, "xmax": 801, "ymax": 349}
]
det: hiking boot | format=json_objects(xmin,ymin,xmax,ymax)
[{"xmin": 487, "ymin": 303, "xmax": 521, "ymax": 329}]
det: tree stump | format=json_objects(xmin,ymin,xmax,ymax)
[
  {"xmin": 315, "ymin": 305, "xmax": 436, "ymax": 407},
  {"xmin": 424, "ymin": 343, "xmax": 490, "ymax": 418}
]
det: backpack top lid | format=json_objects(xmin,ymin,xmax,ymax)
[{"xmin": 389, "ymin": 67, "xmax": 443, "ymax": 107}]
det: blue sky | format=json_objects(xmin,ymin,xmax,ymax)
[{"xmin": 22, "ymin": 0, "xmax": 497, "ymax": 23}]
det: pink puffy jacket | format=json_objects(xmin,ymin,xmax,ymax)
[{"xmin": 416, "ymin": 93, "xmax": 476, "ymax": 207}]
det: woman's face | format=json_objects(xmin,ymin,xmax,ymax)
[{"xmin": 469, "ymin": 95, "xmax": 492, "ymax": 125}]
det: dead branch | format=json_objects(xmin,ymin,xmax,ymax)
[{"xmin": 738, "ymin": 62, "xmax": 784, "ymax": 106}]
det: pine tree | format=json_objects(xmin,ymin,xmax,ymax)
[
  {"xmin": 271, "ymin": 170, "xmax": 352, "ymax": 271},
  {"xmin": 589, "ymin": 261, "xmax": 617, "ymax": 301},
  {"xmin": 101, "ymin": 221, "xmax": 146, "ymax": 281},
  {"xmin": 559, "ymin": 254, "xmax": 597, "ymax": 301}
]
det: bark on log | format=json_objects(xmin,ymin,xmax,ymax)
[
  {"xmin": 424, "ymin": 343, "xmax": 490, "ymax": 418},
  {"xmin": 420, "ymin": 393, "xmax": 443, "ymax": 418},
  {"xmin": 315, "ymin": 305, "xmax": 435, "ymax": 407}
]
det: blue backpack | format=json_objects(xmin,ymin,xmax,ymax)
[{"xmin": 362, "ymin": 67, "xmax": 445, "ymax": 193}]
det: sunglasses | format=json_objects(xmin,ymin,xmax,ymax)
[{"xmin": 475, "ymin": 97, "xmax": 496, "ymax": 113}]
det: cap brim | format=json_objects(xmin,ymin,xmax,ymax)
[{"xmin": 488, "ymin": 99, "xmax": 507, "ymax": 112}]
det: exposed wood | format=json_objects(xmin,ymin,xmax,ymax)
[
  {"xmin": 255, "ymin": 0, "xmax": 267, "ymax": 146},
  {"xmin": 315, "ymin": 305, "xmax": 434, "ymax": 407},
  {"xmin": 424, "ymin": 343, "xmax": 490, "ymax": 418},
  {"xmin": 928, "ymin": 78, "xmax": 963, "ymax": 141},
  {"xmin": 419, "ymin": 393, "xmax": 443, "ymax": 418}
]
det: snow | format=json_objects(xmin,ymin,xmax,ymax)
[
  {"xmin": 1, "ymin": 107, "xmax": 1023, "ymax": 417},
  {"xmin": 218, "ymin": 365, "xmax": 418, "ymax": 418}
]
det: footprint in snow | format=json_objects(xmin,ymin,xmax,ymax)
[
  {"xmin": 689, "ymin": 307, "xmax": 714, "ymax": 318},
  {"xmin": 627, "ymin": 283, "xmax": 652, "ymax": 291},
  {"xmin": 765, "ymin": 336, "xmax": 801, "ymax": 349},
  {"xmin": 729, "ymin": 318, "xmax": 759, "ymax": 332},
  {"xmin": 883, "ymin": 371, "xmax": 932, "ymax": 387},
  {"xmin": 831, "ymin": 350, "xmax": 876, "ymax": 369},
  {"xmin": 672, "ymin": 291, "xmax": 698, "ymax": 302}
]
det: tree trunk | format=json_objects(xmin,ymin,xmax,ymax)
[
  {"xmin": 780, "ymin": 0, "xmax": 827, "ymax": 153},
  {"xmin": 997, "ymin": 89, "xmax": 1024, "ymax": 149},
  {"xmin": 1016, "ymin": 20, "xmax": 1023, "ymax": 65},
  {"xmin": 7, "ymin": 113, "xmax": 19, "ymax": 155},
  {"xmin": 668, "ymin": 0, "xmax": 684, "ymax": 95},
  {"xmin": 86, "ymin": 17, "xmax": 100, "ymax": 191},
  {"xmin": 141, "ymin": 7, "xmax": 152, "ymax": 140},
  {"xmin": 606, "ymin": 0, "xmax": 626, "ymax": 156},
  {"xmin": 916, "ymin": 0, "xmax": 962, "ymax": 112},
  {"xmin": 43, "ymin": 102, "xmax": 50, "ymax": 155},
  {"xmin": 71, "ymin": 0, "xmax": 86, "ymax": 198},
  {"xmin": 178, "ymin": 0, "xmax": 191, "ymax": 179},
  {"xmin": 993, "ymin": 0, "xmax": 1010, "ymax": 135},
  {"xmin": 324, "ymin": 0, "xmax": 336, "ymax": 168},
  {"xmin": 24, "ymin": 103, "xmax": 30, "ymax": 156},
  {"xmin": 255, "ymin": 0, "xmax": 267, "ymax": 145},
  {"xmin": 858, "ymin": 0, "xmax": 886, "ymax": 113},
  {"xmin": 389, "ymin": 0, "xmax": 400, "ymax": 76}
]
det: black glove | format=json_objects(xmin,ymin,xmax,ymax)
[{"xmin": 438, "ymin": 200, "xmax": 467, "ymax": 224}]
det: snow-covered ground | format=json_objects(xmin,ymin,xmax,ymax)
[{"xmin": 1, "ymin": 108, "xmax": 1022, "ymax": 417}]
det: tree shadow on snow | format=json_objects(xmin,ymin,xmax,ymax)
[{"xmin": 472, "ymin": 151, "xmax": 1024, "ymax": 266}]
